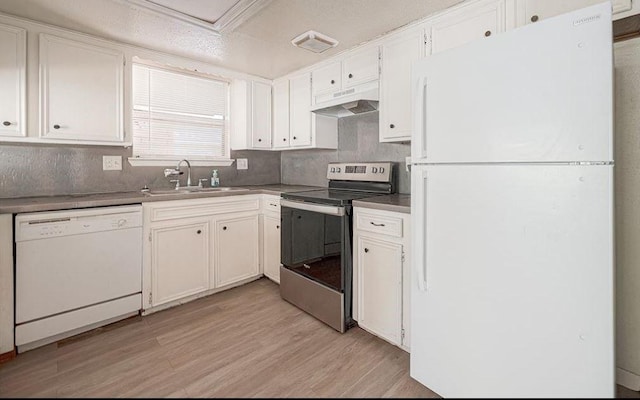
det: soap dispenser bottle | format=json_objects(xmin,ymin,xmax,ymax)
[{"xmin": 211, "ymin": 170, "xmax": 220, "ymax": 187}]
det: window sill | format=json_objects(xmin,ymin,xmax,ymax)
[{"xmin": 128, "ymin": 158, "xmax": 235, "ymax": 167}]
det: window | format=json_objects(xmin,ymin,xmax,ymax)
[{"xmin": 130, "ymin": 63, "xmax": 231, "ymax": 166}]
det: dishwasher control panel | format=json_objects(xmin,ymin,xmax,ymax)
[{"xmin": 15, "ymin": 205, "xmax": 143, "ymax": 242}]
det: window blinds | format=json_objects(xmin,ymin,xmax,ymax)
[{"xmin": 132, "ymin": 64, "xmax": 229, "ymax": 160}]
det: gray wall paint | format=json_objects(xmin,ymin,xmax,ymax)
[
  {"xmin": 281, "ymin": 112, "xmax": 411, "ymax": 194},
  {"xmin": 0, "ymin": 144, "xmax": 281, "ymax": 198}
]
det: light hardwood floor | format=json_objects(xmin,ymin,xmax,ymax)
[
  {"xmin": 1, "ymin": 278, "xmax": 637, "ymax": 398},
  {"xmin": 0, "ymin": 278, "xmax": 437, "ymax": 398}
]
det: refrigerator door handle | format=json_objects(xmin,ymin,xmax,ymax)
[
  {"xmin": 413, "ymin": 76, "xmax": 427, "ymax": 160},
  {"xmin": 417, "ymin": 169, "xmax": 428, "ymax": 292}
]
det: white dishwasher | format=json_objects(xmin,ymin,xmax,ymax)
[{"xmin": 15, "ymin": 205, "xmax": 143, "ymax": 351}]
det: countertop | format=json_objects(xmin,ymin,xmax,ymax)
[
  {"xmin": 0, "ymin": 185, "xmax": 321, "ymax": 214},
  {"xmin": 352, "ymin": 194, "xmax": 411, "ymax": 214}
]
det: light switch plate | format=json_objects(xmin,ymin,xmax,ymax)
[
  {"xmin": 405, "ymin": 156, "xmax": 411, "ymax": 172},
  {"xmin": 103, "ymin": 155, "xmax": 122, "ymax": 171},
  {"xmin": 236, "ymin": 158, "xmax": 248, "ymax": 170}
]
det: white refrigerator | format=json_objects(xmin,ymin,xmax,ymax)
[{"xmin": 410, "ymin": 2, "xmax": 614, "ymax": 398}]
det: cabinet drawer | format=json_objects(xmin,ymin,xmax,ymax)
[
  {"xmin": 356, "ymin": 212, "xmax": 403, "ymax": 238},
  {"xmin": 262, "ymin": 196, "xmax": 281, "ymax": 212},
  {"xmin": 149, "ymin": 196, "xmax": 260, "ymax": 222}
]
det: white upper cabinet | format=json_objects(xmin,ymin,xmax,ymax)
[
  {"xmin": 426, "ymin": 0, "xmax": 507, "ymax": 55},
  {"xmin": 311, "ymin": 61, "xmax": 341, "ymax": 97},
  {"xmin": 272, "ymin": 77, "xmax": 290, "ymax": 149},
  {"xmin": 311, "ymin": 46, "xmax": 380, "ymax": 105},
  {"xmin": 519, "ymin": 0, "xmax": 632, "ymax": 25},
  {"xmin": 251, "ymin": 81, "xmax": 272, "ymax": 148},
  {"xmin": 379, "ymin": 27, "xmax": 424, "ymax": 143},
  {"xmin": 289, "ymin": 72, "xmax": 312, "ymax": 147},
  {"xmin": 39, "ymin": 34, "xmax": 124, "ymax": 143},
  {"xmin": 0, "ymin": 23, "xmax": 26, "ymax": 138},
  {"xmin": 342, "ymin": 46, "xmax": 380, "ymax": 89}
]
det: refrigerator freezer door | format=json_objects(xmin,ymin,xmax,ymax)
[
  {"xmin": 410, "ymin": 164, "xmax": 614, "ymax": 397},
  {"xmin": 411, "ymin": 2, "xmax": 612, "ymax": 164}
]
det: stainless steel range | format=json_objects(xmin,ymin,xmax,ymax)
[{"xmin": 279, "ymin": 162, "xmax": 396, "ymax": 332}]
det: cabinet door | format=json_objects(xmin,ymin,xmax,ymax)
[
  {"xmin": 272, "ymin": 78, "xmax": 290, "ymax": 149},
  {"xmin": 522, "ymin": 0, "xmax": 630, "ymax": 24},
  {"xmin": 263, "ymin": 214, "xmax": 281, "ymax": 283},
  {"xmin": 251, "ymin": 81, "xmax": 272, "ymax": 148},
  {"xmin": 289, "ymin": 72, "xmax": 312, "ymax": 147},
  {"xmin": 427, "ymin": 0, "xmax": 506, "ymax": 55},
  {"xmin": 151, "ymin": 220, "xmax": 210, "ymax": 306},
  {"xmin": 357, "ymin": 236, "xmax": 403, "ymax": 345},
  {"xmin": 342, "ymin": 46, "xmax": 380, "ymax": 89},
  {"xmin": 380, "ymin": 29, "xmax": 423, "ymax": 142},
  {"xmin": 0, "ymin": 23, "xmax": 26, "ymax": 138},
  {"xmin": 311, "ymin": 61, "xmax": 341, "ymax": 97},
  {"xmin": 40, "ymin": 34, "xmax": 124, "ymax": 142},
  {"xmin": 215, "ymin": 214, "xmax": 260, "ymax": 287}
]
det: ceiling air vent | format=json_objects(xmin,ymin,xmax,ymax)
[{"xmin": 291, "ymin": 30, "xmax": 338, "ymax": 53}]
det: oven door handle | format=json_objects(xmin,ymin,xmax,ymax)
[{"xmin": 280, "ymin": 199, "xmax": 345, "ymax": 216}]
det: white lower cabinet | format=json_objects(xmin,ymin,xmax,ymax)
[
  {"xmin": 143, "ymin": 195, "xmax": 266, "ymax": 312},
  {"xmin": 261, "ymin": 195, "xmax": 281, "ymax": 283},
  {"xmin": 353, "ymin": 207, "xmax": 411, "ymax": 350},
  {"xmin": 357, "ymin": 236, "xmax": 403, "ymax": 344},
  {"xmin": 150, "ymin": 219, "xmax": 210, "ymax": 307},
  {"xmin": 214, "ymin": 214, "xmax": 260, "ymax": 287},
  {"xmin": 262, "ymin": 214, "xmax": 281, "ymax": 283}
]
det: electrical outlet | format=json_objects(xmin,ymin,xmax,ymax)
[
  {"xmin": 236, "ymin": 158, "xmax": 248, "ymax": 170},
  {"xmin": 103, "ymin": 155, "xmax": 122, "ymax": 171}
]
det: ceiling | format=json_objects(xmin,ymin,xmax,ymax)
[{"xmin": 0, "ymin": 0, "xmax": 464, "ymax": 79}]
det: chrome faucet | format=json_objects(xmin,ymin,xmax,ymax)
[
  {"xmin": 176, "ymin": 159, "xmax": 192, "ymax": 187},
  {"xmin": 163, "ymin": 159, "xmax": 192, "ymax": 189}
]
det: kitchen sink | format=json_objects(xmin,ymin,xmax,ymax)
[{"xmin": 142, "ymin": 187, "xmax": 250, "ymax": 196}]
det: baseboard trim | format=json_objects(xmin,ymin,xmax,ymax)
[
  {"xmin": 0, "ymin": 349, "xmax": 16, "ymax": 364},
  {"xmin": 618, "ymin": 367, "xmax": 640, "ymax": 391}
]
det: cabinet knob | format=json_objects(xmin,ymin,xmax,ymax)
[
  {"xmin": 364, "ymin": 248, "xmax": 369, "ymax": 253},
  {"xmin": 283, "ymin": 138, "xmax": 287, "ymax": 141},
  {"xmin": 53, "ymin": 124, "xmax": 61, "ymax": 130},
  {"xmin": 297, "ymin": 216, "xmax": 302, "ymax": 219},
  {"xmin": 223, "ymin": 226, "xmax": 227, "ymax": 230},
  {"xmin": 484, "ymin": 30, "xmax": 491, "ymax": 37},
  {"xmin": 2, "ymin": 121, "xmax": 10, "ymax": 126},
  {"xmin": 276, "ymin": 225, "xmax": 280, "ymax": 229},
  {"xmin": 331, "ymin": 79, "xmax": 335, "ymax": 84},
  {"xmin": 531, "ymin": 15, "xmax": 539, "ymax": 22},
  {"xmin": 348, "ymin": 73, "xmax": 353, "ymax": 78},
  {"xmin": 293, "ymin": 136, "xmax": 297, "ymax": 140},
  {"xmin": 258, "ymin": 138, "xmax": 262, "ymax": 142},
  {"xmin": 197, "ymin": 230, "xmax": 202, "ymax": 234},
  {"xmin": 389, "ymin": 124, "xmax": 395, "ymax": 129}
]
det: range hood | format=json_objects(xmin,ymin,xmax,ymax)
[{"xmin": 311, "ymin": 81, "xmax": 379, "ymax": 118}]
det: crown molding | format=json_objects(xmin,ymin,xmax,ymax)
[{"xmin": 123, "ymin": 0, "xmax": 271, "ymax": 34}]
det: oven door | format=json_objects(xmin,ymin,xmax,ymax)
[{"xmin": 280, "ymin": 199, "xmax": 347, "ymax": 292}]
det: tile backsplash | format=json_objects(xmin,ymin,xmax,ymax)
[
  {"xmin": 281, "ymin": 112, "xmax": 411, "ymax": 194},
  {"xmin": 0, "ymin": 144, "xmax": 281, "ymax": 198}
]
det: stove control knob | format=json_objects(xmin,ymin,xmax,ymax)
[
  {"xmin": 372, "ymin": 167, "xmax": 378, "ymax": 173},
  {"xmin": 336, "ymin": 167, "xmax": 341, "ymax": 173},
  {"xmin": 331, "ymin": 167, "xmax": 336, "ymax": 173},
  {"xmin": 379, "ymin": 167, "xmax": 385, "ymax": 173}
]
